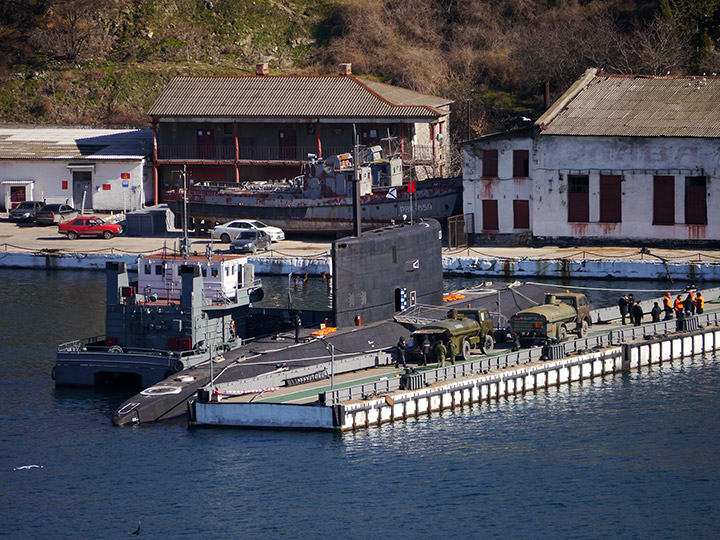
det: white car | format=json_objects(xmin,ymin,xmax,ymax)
[{"xmin": 211, "ymin": 219, "xmax": 285, "ymax": 243}]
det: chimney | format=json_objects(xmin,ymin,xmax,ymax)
[
  {"xmin": 256, "ymin": 63, "xmax": 269, "ymax": 76},
  {"xmin": 339, "ymin": 63, "xmax": 352, "ymax": 76}
]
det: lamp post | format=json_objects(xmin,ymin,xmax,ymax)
[{"xmin": 321, "ymin": 338, "xmax": 335, "ymax": 394}]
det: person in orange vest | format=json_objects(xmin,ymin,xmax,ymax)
[
  {"xmin": 663, "ymin": 292, "xmax": 674, "ymax": 320},
  {"xmin": 696, "ymin": 292, "xmax": 705, "ymax": 314},
  {"xmin": 674, "ymin": 295, "xmax": 684, "ymax": 318}
]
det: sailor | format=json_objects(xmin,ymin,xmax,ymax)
[
  {"xmin": 395, "ymin": 337, "xmax": 407, "ymax": 369},
  {"xmin": 434, "ymin": 339, "xmax": 447, "ymax": 368},
  {"xmin": 696, "ymin": 292, "xmax": 705, "ymax": 314},
  {"xmin": 663, "ymin": 292, "xmax": 674, "ymax": 320},
  {"xmin": 447, "ymin": 339, "xmax": 458, "ymax": 366},
  {"xmin": 618, "ymin": 294, "xmax": 629, "ymax": 325},
  {"xmin": 685, "ymin": 290, "xmax": 696, "ymax": 317},
  {"xmin": 632, "ymin": 302, "xmax": 644, "ymax": 327},
  {"xmin": 293, "ymin": 311, "xmax": 302, "ymax": 343},
  {"xmin": 651, "ymin": 302, "xmax": 662, "ymax": 323}
]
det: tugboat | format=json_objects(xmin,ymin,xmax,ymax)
[{"xmin": 53, "ymin": 243, "xmax": 262, "ymax": 389}]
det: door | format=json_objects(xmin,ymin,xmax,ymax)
[
  {"xmin": 9, "ymin": 185, "xmax": 26, "ymax": 209},
  {"xmin": 278, "ymin": 130, "xmax": 297, "ymax": 160},
  {"xmin": 568, "ymin": 175, "xmax": 589, "ymax": 222},
  {"xmin": 197, "ymin": 129, "xmax": 215, "ymax": 159},
  {"xmin": 73, "ymin": 171, "xmax": 92, "ymax": 211},
  {"xmin": 685, "ymin": 176, "xmax": 707, "ymax": 224}
]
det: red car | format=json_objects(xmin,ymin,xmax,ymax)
[{"xmin": 58, "ymin": 216, "xmax": 123, "ymax": 239}]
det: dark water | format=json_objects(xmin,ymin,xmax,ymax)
[{"xmin": 1, "ymin": 269, "xmax": 719, "ymax": 539}]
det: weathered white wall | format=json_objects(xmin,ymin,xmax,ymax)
[
  {"xmin": 533, "ymin": 135, "xmax": 720, "ymax": 241},
  {"xmin": 462, "ymin": 135, "xmax": 534, "ymax": 234},
  {"xmin": 0, "ymin": 159, "xmax": 150, "ymax": 212}
]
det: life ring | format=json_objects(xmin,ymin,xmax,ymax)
[
  {"xmin": 230, "ymin": 319, "xmax": 236, "ymax": 335},
  {"xmin": 108, "ymin": 345, "xmax": 123, "ymax": 353}
]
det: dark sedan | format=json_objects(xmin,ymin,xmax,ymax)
[
  {"xmin": 229, "ymin": 230, "xmax": 271, "ymax": 254},
  {"xmin": 9, "ymin": 201, "xmax": 45, "ymax": 222},
  {"xmin": 34, "ymin": 203, "xmax": 79, "ymax": 225}
]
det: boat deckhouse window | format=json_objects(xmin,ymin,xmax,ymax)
[
  {"xmin": 201, "ymin": 267, "xmax": 207, "ymax": 277},
  {"xmin": 144, "ymin": 264, "xmax": 151, "ymax": 275},
  {"xmin": 155, "ymin": 264, "xmax": 164, "ymax": 275},
  {"xmin": 212, "ymin": 267, "xmax": 219, "ymax": 278}
]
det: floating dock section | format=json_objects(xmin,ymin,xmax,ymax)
[{"xmin": 191, "ymin": 310, "xmax": 720, "ymax": 431}]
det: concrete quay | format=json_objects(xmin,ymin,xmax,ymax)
[{"xmin": 2, "ymin": 217, "xmax": 720, "ymax": 280}]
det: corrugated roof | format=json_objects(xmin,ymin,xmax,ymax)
[
  {"xmin": 0, "ymin": 128, "xmax": 152, "ymax": 160},
  {"xmin": 148, "ymin": 75, "xmax": 451, "ymax": 119},
  {"xmin": 539, "ymin": 71, "xmax": 720, "ymax": 138}
]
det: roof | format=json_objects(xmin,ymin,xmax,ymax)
[
  {"xmin": 536, "ymin": 68, "xmax": 720, "ymax": 138},
  {"xmin": 149, "ymin": 75, "xmax": 452, "ymax": 120},
  {"xmin": 0, "ymin": 128, "xmax": 152, "ymax": 160}
]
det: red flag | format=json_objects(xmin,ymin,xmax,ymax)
[{"xmin": 407, "ymin": 181, "xmax": 416, "ymax": 194}]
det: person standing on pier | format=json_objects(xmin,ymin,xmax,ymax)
[
  {"xmin": 696, "ymin": 292, "xmax": 705, "ymax": 314},
  {"xmin": 447, "ymin": 339, "xmax": 458, "ymax": 366},
  {"xmin": 663, "ymin": 292, "xmax": 674, "ymax": 320},
  {"xmin": 420, "ymin": 335, "xmax": 431, "ymax": 366},
  {"xmin": 651, "ymin": 302, "xmax": 662, "ymax": 323},
  {"xmin": 674, "ymin": 295, "xmax": 684, "ymax": 318},
  {"xmin": 395, "ymin": 337, "xmax": 407, "ymax": 369},
  {"xmin": 619, "ymin": 294, "xmax": 629, "ymax": 325},
  {"xmin": 632, "ymin": 302, "xmax": 644, "ymax": 327},
  {"xmin": 685, "ymin": 290, "xmax": 696, "ymax": 317},
  {"xmin": 434, "ymin": 339, "xmax": 447, "ymax": 368}
]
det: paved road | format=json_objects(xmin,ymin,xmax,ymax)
[{"xmin": 2, "ymin": 213, "xmax": 719, "ymax": 262}]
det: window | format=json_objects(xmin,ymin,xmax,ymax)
[
  {"xmin": 512, "ymin": 150, "xmax": 529, "ymax": 177},
  {"xmin": 482, "ymin": 150, "xmax": 498, "ymax": 178},
  {"xmin": 685, "ymin": 176, "xmax": 707, "ymax": 225},
  {"xmin": 513, "ymin": 200, "xmax": 530, "ymax": 229},
  {"xmin": 144, "ymin": 264, "xmax": 151, "ymax": 275},
  {"xmin": 154, "ymin": 264, "xmax": 163, "ymax": 275},
  {"xmin": 599, "ymin": 175, "xmax": 622, "ymax": 223},
  {"xmin": 211, "ymin": 267, "xmax": 219, "ymax": 278},
  {"xmin": 482, "ymin": 200, "xmax": 499, "ymax": 230},
  {"xmin": 568, "ymin": 175, "xmax": 589, "ymax": 222},
  {"xmin": 653, "ymin": 176, "xmax": 675, "ymax": 225}
]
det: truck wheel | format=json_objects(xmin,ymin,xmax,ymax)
[
  {"xmin": 462, "ymin": 339, "xmax": 472, "ymax": 361},
  {"xmin": 558, "ymin": 325, "xmax": 568, "ymax": 342},
  {"xmin": 578, "ymin": 319, "xmax": 589, "ymax": 338},
  {"xmin": 481, "ymin": 334, "xmax": 494, "ymax": 354}
]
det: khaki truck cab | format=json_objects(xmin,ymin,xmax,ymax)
[
  {"xmin": 410, "ymin": 308, "xmax": 494, "ymax": 362},
  {"xmin": 510, "ymin": 292, "xmax": 592, "ymax": 346}
]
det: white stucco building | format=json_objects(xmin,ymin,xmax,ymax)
[
  {"xmin": 0, "ymin": 127, "xmax": 153, "ymax": 212},
  {"xmin": 463, "ymin": 69, "xmax": 720, "ymax": 244}
]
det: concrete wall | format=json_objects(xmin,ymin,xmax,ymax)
[
  {"xmin": 534, "ymin": 135, "xmax": 720, "ymax": 242},
  {"xmin": 462, "ymin": 135, "xmax": 534, "ymax": 236},
  {"xmin": 0, "ymin": 159, "xmax": 150, "ymax": 212}
]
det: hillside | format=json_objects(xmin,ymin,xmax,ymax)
[{"xmin": 2, "ymin": 0, "xmax": 719, "ymax": 147}]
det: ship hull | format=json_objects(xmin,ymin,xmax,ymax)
[{"xmin": 167, "ymin": 178, "xmax": 461, "ymax": 233}]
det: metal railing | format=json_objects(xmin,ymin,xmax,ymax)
[{"xmin": 321, "ymin": 311, "xmax": 720, "ymax": 405}]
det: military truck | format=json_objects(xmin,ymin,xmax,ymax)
[
  {"xmin": 510, "ymin": 292, "xmax": 592, "ymax": 346},
  {"xmin": 409, "ymin": 308, "xmax": 494, "ymax": 362}
]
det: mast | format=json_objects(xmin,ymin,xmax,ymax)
[{"xmin": 352, "ymin": 125, "xmax": 362, "ymax": 237}]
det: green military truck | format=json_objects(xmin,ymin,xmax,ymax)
[
  {"xmin": 409, "ymin": 308, "xmax": 494, "ymax": 362},
  {"xmin": 510, "ymin": 292, "xmax": 592, "ymax": 346}
]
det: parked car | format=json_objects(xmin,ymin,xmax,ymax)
[
  {"xmin": 229, "ymin": 230, "xmax": 271, "ymax": 254},
  {"xmin": 58, "ymin": 216, "xmax": 123, "ymax": 239},
  {"xmin": 9, "ymin": 201, "xmax": 45, "ymax": 222},
  {"xmin": 35, "ymin": 204, "xmax": 79, "ymax": 225},
  {"xmin": 212, "ymin": 219, "xmax": 285, "ymax": 243}
]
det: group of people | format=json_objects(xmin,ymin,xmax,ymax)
[
  {"xmin": 619, "ymin": 289, "xmax": 705, "ymax": 327},
  {"xmin": 395, "ymin": 335, "xmax": 459, "ymax": 369}
]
